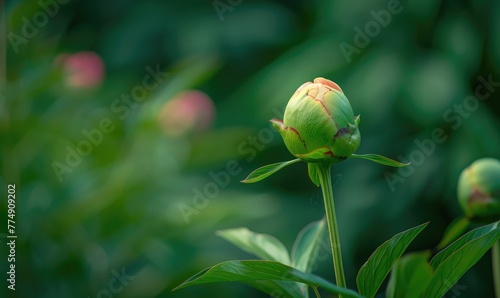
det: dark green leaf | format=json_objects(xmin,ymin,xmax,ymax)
[
  {"xmin": 423, "ymin": 225, "xmax": 500, "ymax": 297},
  {"xmin": 430, "ymin": 221, "xmax": 498, "ymax": 270},
  {"xmin": 386, "ymin": 251, "xmax": 433, "ymax": 298},
  {"xmin": 216, "ymin": 228, "xmax": 290, "ymax": 265},
  {"xmin": 291, "ymin": 218, "xmax": 327, "ymax": 273},
  {"xmin": 241, "ymin": 159, "xmax": 301, "ymax": 183},
  {"xmin": 308, "ymin": 163, "xmax": 320, "ymax": 187},
  {"xmin": 350, "ymin": 154, "xmax": 410, "ymax": 167},
  {"xmin": 241, "ymin": 280, "xmax": 305, "ymax": 298},
  {"xmin": 356, "ymin": 222, "xmax": 428, "ymax": 298},
  {"xmin": 173, "ymin": 260, "xmax": 363, "ymax": 298},
  {"xmin": 437, "ymin": 216, "xmax": 470, "ymax": 250},
  {"xmin": 177, "ymin": 264, "xmax": 304, "ymax": 298}
]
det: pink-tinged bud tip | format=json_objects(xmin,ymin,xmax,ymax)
[{"xmin": 313, "ymin": 77, "xmax": 343, "ymax": 93}]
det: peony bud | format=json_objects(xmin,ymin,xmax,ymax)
[
  {"xmin": 158, "ymin": 90, "xmax": 215, "ymax": 137},
  {"xmin": 242, "ymin": 77, "xmax": 406, "ymax": 185},
  {"xmin": 271, "ymin": 77, "xmax": 360, "ymax": 163},
  {"xmin": 458, "ymin": 158, "xmax": 500, "ymax": 218},
  {"xmin": 57, "ymin": 51, "xmax": 105, "ymax": 89}
]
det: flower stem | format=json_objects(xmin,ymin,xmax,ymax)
[
  {"xmin": 312, "ymin": 285, "xmax": 321, "ymax": 298},
  {"xmin": 317, "ymin": 163, "xmax": 347, "ymax": 292},
  {"xmin": 493, "ymin": 241, "xmax": 500, "ymax": 298}
]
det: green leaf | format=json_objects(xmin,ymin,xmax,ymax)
[
  {"xmin": 241, "ymin": 159, "xmax": 301, "ymax": 183},
  {"xmin": 291, "ymin": 218, "xmax": 327, "ymax": 273},
  {"xmin": 350, "ymin": 154, "xmax": 410, "ymax": 167},
  {"xmin": 356, "ymin": 222, "xmax": 428, "ymax": 298},
  {"xmin": 173, "ymin": 260, "xmax": 363, "ymax": 298},
  {"xmin": 296, "ymin": 147, "xmax": 332, "ymax": 162},
  {"xmin": 430, "ymin": 221, "xmax": 499, "ymax": 270},
  {"xmin": 241, "ymin": 280, "xmax": 305, "ymax": 298},
  {"xmin": 216, "ymin": 228, "xmax": 291, "ymax": 265},
  {"xmin": 308, "ymin": 163, "xmax": 320, "ymax": 187},
  {"xmin": 437, "ymin": 216, "xmax": 470, "ymax": 250},
  {"xmin": 386, "ymin": 251, "xmax": 433, "ymax": 298},
  {"xmin": 423, "ymin": 225, "xmax": 500, "ymax": 298}
]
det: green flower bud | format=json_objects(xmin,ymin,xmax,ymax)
[
  {"xmin": 458, "ymin": 158, "xmax": 500, "ymax": 218},
  {"xmin": 271, "ymin": 77, "xmax": 360, "ymax": 163}
]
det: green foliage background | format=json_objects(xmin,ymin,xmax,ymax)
[{"xmin": 1, "ymin": 0, "xmax": 500, "ymax": 297}]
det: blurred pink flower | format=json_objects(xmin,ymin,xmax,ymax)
[
  {"xmin": 158, "ymin": 90, "xmax": 215, "ymax": 137},
  {"xmin": 57, "ymin": 51, "xmax": 105, "ymax": 89}
]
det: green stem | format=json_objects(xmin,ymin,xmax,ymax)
[
  {"xmin": 316, "ymin": 163, "xmax": 347, "ymax": 293},
  {"xmin": 493, "ymin": 241, "xmax": 500, "ymax": 298},
  {"xmin": 312, "ymin": 285, "xmax": 321, "ymax": 298}
]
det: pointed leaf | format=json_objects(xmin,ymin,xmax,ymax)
[
  {"xmin": 216, "ymin": 228, "xmax": 291, "ymax": 265},
  {"xmin": 241, "ymin": 159, "xmax": 301, "ymax": 183},
  {"xmin": 296, "ymin": 147, "xmax": 332, "ymax": 162},
  {"xmin": 291, "ymin": 218, "xmax": 327, "ymax": 273},
  {"xmin": 242, "ymin": 280, "xmax": 304, "ymax": 298},
  {"xmin": 308, "ymin": 163, "xmax": 320, "ymax": 187},
  {"xmin": 350, "ymin": 154, "xmax": 410, "ymax": 167},
  {"xmin": 423, "ymin": 225, "xmax": 500, "ymax": 298},
  {"xmin": 437, "ymin": 216, "xmax": 470, "ymax": 250},
  {"xmin": 430, "ymin": 221, "xmax": 499, "ymax": 270},
  {"xmin": 177, "ymin": 263, "xmax": 303, "ymax": 298},
  {"xmin": 173, "ymin": 260, "xmax": 363, "ymax": 298},
  {"xmin": 356, "ymin": 222, "xmax": 428, "ymax": 298},
  {"xmin": 386, "ymin": 251, "xmax": 433, "ymax": 298}
]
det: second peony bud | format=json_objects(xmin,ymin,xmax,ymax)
[
  {"xmin": 271, "ymin": 77, "xmax": 361, "ymax": 163},
  {"xmin": 458, "ymin": 158, "xmax": 500, "ymax": 219}
]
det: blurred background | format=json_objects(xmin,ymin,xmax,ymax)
[{"xmin": 1, "ymin": 0, "xmax": 500, "ymax": 297}]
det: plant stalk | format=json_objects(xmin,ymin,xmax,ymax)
[
  {"xmin": 493, "ymin": 240, "xmax": 500, "ymax": 298},
  {"xmin": 317, "ymin": 163, "xmax": 347, "ymax": 293},
  {"xmin": 312, "ymin": 285, "xmax": 321, "ymax": 298}
]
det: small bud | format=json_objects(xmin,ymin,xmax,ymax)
[
  {"xmin": 56, "ymin": 51, "xmax": 105, "ymax": 89},
  {"xmin": 458, "ymin": 158, "xmax": 500, "ymax": 218},
  {"xmin": 158, "ymin": 90, "xmax": 215, "ymax": 137},
  {"xmin": 271, "ymin": 77, "xmax": 360, "ymax": 163}
]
